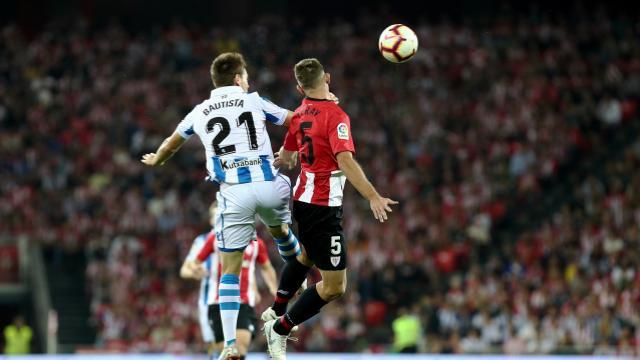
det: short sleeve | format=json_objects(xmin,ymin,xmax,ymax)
[
  {"xmin": 256, "ymin": 238, "xmax": 270, "ymax": 265},
  {"xmin": 196, "ymin": 233, "xmax": 215, "ymax": 262},
  {"xmin": 255, "ymin": 93, "xmax": 288, "ymax": 126},
  {"xmin": 185, "ymin": 234, "xmax": 206, "ymax": 261},
  {"xmin": 283, "ymin": 126, "xmax": 298, "ymax": 151},
  {"xmin": 328, "ymin": 111, "xmax": 355, "ymax": 155},
  {"xmin": 176, "ymin": 108, "xmax": 197, "ymax": 139}
]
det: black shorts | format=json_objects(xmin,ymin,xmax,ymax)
[
  {"xmin": 208, "ymin": 304, "xmax": 258, "ymax": 343},
  {"xmin": 293, "ymin": 201, "xmax": 347, "ymax": 270}
]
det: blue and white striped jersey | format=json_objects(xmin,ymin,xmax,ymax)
[
  {"xmin": 185, "ymin": 232, "xmax": 214, "ymax": 307},
  {"xmin": 176, "ymin": 86, "xmax": 288, "ymax": 185}
]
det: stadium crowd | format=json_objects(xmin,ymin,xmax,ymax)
[{"xmin": 1, "ymin": 8, "xmax": 639, "ymax": 355}]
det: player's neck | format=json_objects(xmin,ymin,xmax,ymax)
[{"xmin": 304, "ymin": 88, "xmax": 329, "ymax": 101}]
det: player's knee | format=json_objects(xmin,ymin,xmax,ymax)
[
  {"xmin": 268, "ymin": 224, "xmax": 289, "ymax": 239},
  {"xmin": 295, "ymin": 252, "xmax": 313, "ymax": 267},
  {"xmin": 321, "ymin": 281, "xmax": 346, "ymax": 301}
]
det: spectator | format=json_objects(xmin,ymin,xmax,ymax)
[
  {"xmin": 392, "ymin": 306, "xmax": 423, "ymax": 353},
  {"xmin": 3, "ymin": 315, "xmax": 32, "ymax": 355}
]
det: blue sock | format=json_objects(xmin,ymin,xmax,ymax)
[
  {"xmin": 274, "ymin": 229, "xmax": 302, "ymax": 261},
  {"xmin": 219, "ymin": 274, "xmax": 240, "ymax": 347}
]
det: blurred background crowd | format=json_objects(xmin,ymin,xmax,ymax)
[{"xmin": 1, "ymin": 3, "xmax": 639, "ymax": 356}]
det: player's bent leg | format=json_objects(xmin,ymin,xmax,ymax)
[
  {"xmin": 219, "ymin": 251, "xmax": 244, "ymax": 275},
  {"xmin": 268, "ymin": 224, "xmax": 302, "ymax": 261},
  {"xmin": 270, "ymin": 255, "xmax": 311, "ymax": 316},
  {"xmin": 316, "ymin": 269, "xmax": 347, "ymax": 301},
  {"xmin": 271, "ymin": 269, "xmax": 346, "ymax": 338}
]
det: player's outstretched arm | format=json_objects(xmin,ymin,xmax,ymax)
[
  {"xmin": 141, "ymin": 131, "xmax": 186, "ymax": 166},
  {"xmin": 337, "ymin": 151, "xmax": 398, "ymax": 223}
]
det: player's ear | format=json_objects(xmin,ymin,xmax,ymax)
[
  {"xmin": 325, "ymin": 73, "xmax": 331, "ymax": 85},
  {"xmin": 233, "ymin": 73, "xmax": 242, "ymax": 86},
  {"xmin": 296, "ymin": 84, "xmax": 305, "ymax": 96}
]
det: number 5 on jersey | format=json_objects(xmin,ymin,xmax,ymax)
[
  {"xmin": 300, "ymin": 122, "xmax": 314, "ymax": 165},
  {"xmin": 330, "ymin": 235, "xmax": 341, "ymax": 255},
  {"xmin": 330, "ymin": 235, "xmax": 342, "ymax": 267}
]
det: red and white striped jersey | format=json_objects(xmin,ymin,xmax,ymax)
[
  {"xmin": 196, "ymin": 235, "xmax": 269, "ymax": 306},
  {"xmin": 283, "ymin": 97, "xmax": 355, "ymax": 207}
]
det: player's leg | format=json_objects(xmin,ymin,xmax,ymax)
[
  {"xmin": 234, "ymin": 304, "xmax": 258, "ymax": 358},
  {"xmin": 209, "ymin": 305, "xmax": 225, "ymax": 359},
  {"xmin": 260, "ymin": 175, "xmax": 304, "ymax": 262},
  {"xmin": 218, "ymin": 251, "xmax": 244, "ymax": 351},
  {"xmin": 273, "ymin": 269, "xmax": 345, "ymax": 335},
  {"xmin": 214, "ymin": 188, "xmax": 256, "ymax": 359},
  {"xmin": 264, "ymin": 202, "xmax": 347, "ymax": 359},
  {"xmin": 234, "ymin": 330, "xmax": 252, "ymax": 359},
  {"xmin": 267, "ymin": 245, "xmax": 313, "ymax": 318},
  {"xmin": 264, "ymin": 269, "xmax": 345, "ymax": 360},
  {"xmin": 199, "ymin": 301, "xmax": 216, "ymax": 358},
  {"xmin": 256, "ymin": 175, "xmax": 312, "ymax": 316},
  {"xmin": 268, "ymin": 224, "xmax": 303, "ymax": 261}
]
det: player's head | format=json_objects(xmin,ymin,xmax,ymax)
[
  {"xmin": 294, "ymin": 58, "xmax": 330, "ymax": 95},
  {"xmin": 210, "ymin": 52, "xmax": 249, "ymax": 92},
  {"xmin": 209, "ymin": 201, "xmax": 218, "ymax": 227}
]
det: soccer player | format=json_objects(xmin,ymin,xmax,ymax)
[
  {"xmin": 179, "ymin": 203, "xmax": 218, "ymax": 356},
  {"xmin": 141, "ymin": 52, "xmax": 303, "ymax": 359},
  {"xmin": 261, "ymin": 58, "xmax": 398, "ymax": 359},
  {"xmin": 186, "ymin": 228, "xmax": 278, "ymax": 360}
]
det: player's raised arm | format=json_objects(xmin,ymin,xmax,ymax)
[
  {"xmin": 141, "ymin": 131, "xmax": 187, "ymax": 166},
  {"xmin": 141, "ymin": 108, "xmax": 197, "ymax": 166},
  {"xmin": 336, "ymin": 151, "xmax": 398, "ymax": 223}
]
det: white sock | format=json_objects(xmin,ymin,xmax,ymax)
[
  {"xmin": 275, "ymin": 229, "xmax": 301, "ymax": 261},
  {"xmin": 219, "ymin": 274, "xmax": 240, "ymax": 346}
]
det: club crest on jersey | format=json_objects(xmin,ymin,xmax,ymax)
[
  {"xmin": 331, "ymin": 256, "xmax": 340, "ymax": 267},
  {"xmin": 337, "ymin": 123, "xmax": 349, "ymax": 140}
]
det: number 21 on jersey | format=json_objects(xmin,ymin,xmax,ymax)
[{"xmin": 206, "ymin": 112, "xmax": 258, "ymax": 156}]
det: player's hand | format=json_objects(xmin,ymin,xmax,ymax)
[
  {"xmin": 328, "ymin": 92, "xmax": 339, "ymax": 104},
  {"xmin": 369, "ymin": 196, "xmax": 399, "ymax": 223},
  {"xmin": 187, "ymin": 262, "xmax": 208, "ymax": 280},
  {"xmin": 141, "ymin": 153, "xmax": 158, "ymax": 166},
  {"xmin": 274, "ymin": 147, "xmax": 297, "ymax": 170}
]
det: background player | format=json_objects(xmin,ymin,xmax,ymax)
[
  {"xmin": 189, "ymin": 229, "xmax": 278, "ymax": 360},
  {"xmin": 141, "ymin": 52, "xmax": 303, "ymax": 359},
  {"xmin": 262, "ymin": 58, "xmax": 398, "ymax": 359},
  {"xmin": 179, "ymin": 203, "xmax": 218, "ymax": 356}
]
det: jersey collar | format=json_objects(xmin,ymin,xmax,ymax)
[
  {"xmin": 210, "ymin": 86, "xmax": 245, "ymax": 98},
  {"xmin": 304, "ymin": 96, "xmax": 331, "ymax": 102}
]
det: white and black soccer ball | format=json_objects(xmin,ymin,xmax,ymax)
[{"xmin": 378, "ymin": 24, "xmax": 419, "ymax": 63}]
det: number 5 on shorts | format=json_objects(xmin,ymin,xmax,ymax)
[{"xmin": 330, "ymin": 235, "xmax": 341, "ymax": 255}]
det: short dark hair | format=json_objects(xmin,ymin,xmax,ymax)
[
  {"xmin": 294, "ymin": 58, "xmax": 324, "ymax": 89},
  {"xmin": 211, "ymin": 52, "xmax": 246, "ymax": 87}
]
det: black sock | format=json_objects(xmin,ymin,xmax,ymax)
[
  {"xmin": 273, "ymin": 284, "xmax": 327, "ymax": 335},
  {"xmin": 239, "ymin": 356, "xmax": 245, "ymax": 360},
  {"xmin": 272, "ymin": 259, "xmax": 310, "ymax": 316}
]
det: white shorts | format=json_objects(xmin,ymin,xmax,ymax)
[
  {"xmin": 215, "ymin": 174, "xmax": 292, "ymax": 251},
  {"xmin": 198, "ymin": 301, "xmax": 214, "ymax": 343}
]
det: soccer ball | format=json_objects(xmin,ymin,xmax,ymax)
[{"xmin": 378, "ymin": 24, "xmax": 419, "ymax": 63}]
